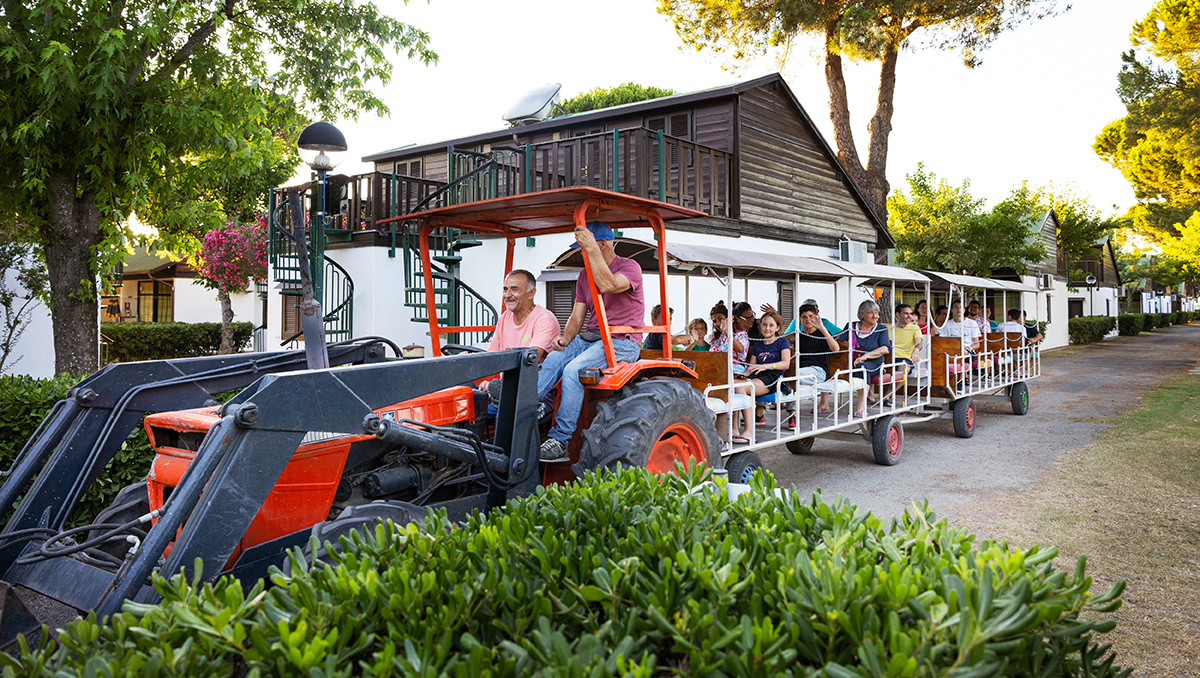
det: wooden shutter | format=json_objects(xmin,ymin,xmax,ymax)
[
  {"xmin": 547, "ymin": 281, "xmax": 576, "ymax": 331},
  {"xmin": 282, "ymin": 294, "xmax": 303, "ymax": 340},
  {"xmin": 777, "ymin": 282, "xmax": 794, "ymax": 329}
]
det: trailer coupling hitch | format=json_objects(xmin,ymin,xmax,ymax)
[{"xmin": 362, "ymin": 413, "xmax": 509, "ymax": 475}]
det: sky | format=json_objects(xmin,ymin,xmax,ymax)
[{"xmin": 321, "ymin": 0, "xmax": 1156, "ymax": 217}]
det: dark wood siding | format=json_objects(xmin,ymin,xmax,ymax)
[
  {"xmin": 737, "ymin": 84, "xmax": 877, "ymax": 247},
  {"xmin": 1028, "ymin": 212, "xmax": 1059, "ymax": 277},
  {"xmin": 1101, "ymin": 241, "xmax": 1120, "ymax": 286},
  {"xmin": 693, "ymin": 101, "xmax": 733, "ymax": 152}
]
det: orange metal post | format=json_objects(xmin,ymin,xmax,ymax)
[
  {"xmin": 419, "ymin": 223, "xmax": 442, "ymax": 357},
  {"xmin": 651, "ymin": 214, "xmax": 671, "ymax": 361},
  {"xmin": 573, "ymin": 200, "xmax": 616, "ymax": 368},
  {"xmin": 504, "ymin": 227, "xmax": 515, "ymax": 278}
]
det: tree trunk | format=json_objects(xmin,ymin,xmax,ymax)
[
  {"xmin": 218, "ymin": 288, "xmax": 235, "ymax": 354},
  {"xmin": 823, "ymin": 20, "xmax": 874, "ymax": 212},
  {"xmin": 865, "ymin": 43, "xmax": 901, "ymax": 223},
  {"xmin": 40, "ymin": 172, "xmax": 101, "ymax": 376}
]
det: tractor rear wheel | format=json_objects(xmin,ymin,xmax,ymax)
[{"xmin": 575, "ymin": 378, "xmax": 720, "ymax": 477}]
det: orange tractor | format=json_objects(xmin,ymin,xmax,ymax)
[{"xmin": 0, "ymin": 188, "xmax": 719, "ymax": 641}]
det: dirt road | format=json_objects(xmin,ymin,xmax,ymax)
[{"xmin": 760, "ymin": 323, "xmax": 1200, "ymax": 523}]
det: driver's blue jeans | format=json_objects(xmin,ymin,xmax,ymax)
[{"xmin": 537, "ymin": 336, "xmax": 641, "ymax": 444}]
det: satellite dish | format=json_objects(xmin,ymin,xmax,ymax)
[{"xmin": 503, "ymin": 83, "xmax": 562, "ymax": 127}]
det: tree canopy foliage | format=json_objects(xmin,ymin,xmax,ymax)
[
  {"xmin": 1094, "ymin": 0, "xmax": 1200, "ymax": 289},
  {"xmin": 887, "ymin": 164, "xmax": 1046, "ymax": 276},
  {"xmin": 657, "ymin": 0, "xmax": 1061, "ymax": 222},
  {"xmin": 0, "ymin": 0, "xmax": 436, "ymax": 374},
  {"xmin": 553, "ymin": 83, "xmax": 677, "ymax": 117}
]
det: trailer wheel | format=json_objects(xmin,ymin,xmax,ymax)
[
  {"xmin": 88, "ymin": 480, "xmax": 150, "ymax": 559},
  {"xmin": 1010, "ymin": 382, "xmax": 1029, "ymax": 416},
  {"xmin": 575, "ymin": 378, "xmax": 720, "ymax": 477},
  {"xmin": 786, "ymin": 437, "xmax": 814, "ymax": 455},
  {"xmin": 871, "ymin": 416, "xmax": 903, "ymax": 466},
  {"xmin": 723, "ymin": 451, "xmax": 764, "ymax": 483},
  {"xmin": 953, "ymin": 397, "xmax": 976, "ymax": 438}
]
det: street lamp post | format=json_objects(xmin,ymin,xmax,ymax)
[
  {"xmin": 292, "ymin": 121, "xmax": 347, "ymax": 370},
  {"xmin": 1085, "ymin": 274, "xmax": 1097, "ymax": 318}
]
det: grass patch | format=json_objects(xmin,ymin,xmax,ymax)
[{"xmin": 980, "ymin": 375, "xmax": 1200, "ymax": 677}]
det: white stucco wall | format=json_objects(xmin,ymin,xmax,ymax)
[
  {"xmin": 173, "ymin": 279, "xmax": 256, "ymax": 325},
  {"xmin": 1, "ymin": 264, "xmax": 55, "ymax": 378}
]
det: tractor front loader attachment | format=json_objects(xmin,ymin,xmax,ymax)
[{"xmin": 0, "ymin": 343, "xmax": 540, "ymax": 643}]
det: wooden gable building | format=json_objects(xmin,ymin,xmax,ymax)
[
  {"xmin": 266, "ymin": 74, "xmax": 892, "ymax": 350},
  {"xmin": 356, "ymin": 73, "xmax": 890, "ymax": 252}
]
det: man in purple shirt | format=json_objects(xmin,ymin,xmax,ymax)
[{"xmin": 537, "ymin": 221, "xmax": 644, "ymax": 463}]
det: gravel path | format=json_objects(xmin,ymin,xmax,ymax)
[{"xmin": 758, "ymin": 324, "xmax": 1200, "ymax": 523}]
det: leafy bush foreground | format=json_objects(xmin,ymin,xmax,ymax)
[{"xmin": 3, "ymin": 466, "xmax": 1127, "ymax": 677}]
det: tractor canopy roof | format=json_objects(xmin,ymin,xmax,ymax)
[{"xmin": 379, "ymin": 187, "xmax": 703, "ymax": 236}]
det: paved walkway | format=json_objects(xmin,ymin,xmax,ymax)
[{"xmin": 760, "ymin": 324, "xmax": 1200, "ymax": 521}]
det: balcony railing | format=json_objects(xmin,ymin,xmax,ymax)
[
  {"xmin": 297, "ymin": 126, "xmax": 734, "ymax": 235},
  {"xmin": 523, "ymin": 127, "xmax": 733, "ymax": 218}
]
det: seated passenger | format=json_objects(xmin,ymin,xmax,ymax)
[
  {"xmin": 890, "ymin": 303, "xmax": 924, "ymax": 381},
  {"xmin": 933, "ymin": 304, "xmax": 949, "ymax": 330},
  {"xmin": 837, "ymin": 300, "xmax": 892, "ymax": 415},
  {"xmin": 936, "ymin": 300, "xmax": 983, "ymax": 353},
  {"xmin": 642, "ymin": 304, "xmax": 691, "ymax": 350},
  {"xmin": 481, "ymin": 269, "xmax": 561, "ymax": 406},
  {"xmin": 1022, "ymin": 311, "xmax": 1044, "ymax": 345},
  {"xmin": 914, "ymin": 299, "xmax": 930, "ymax": 334},
  {"xmin": 793, "ymin": 303, "xmax": 839, "ymax": 414},
  {"xmin": 996, "ymin": 308, "xmax": 1027, "ymax": 341},
  {"xmin": 536, "ymin": 222, "xmax": 644, "ymax": 463},
  {"xmin": 684, "ymin": 318, "xmax": 710, "ymax": 351},
  {"xmin": 709, "ymin": 301, "xmax": 749, "ymax": 363},
  {"xmin": 777, "ymin": 298, "xmax": 842, "ymax": 336}
]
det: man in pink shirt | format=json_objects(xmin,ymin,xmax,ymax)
[
  {"xmin": 488, "ymin": 269, "xmax": 559, "ymax": 360},
  {"xmin": 536, "ymin": 221, "xmax": 644, "ymax": 463},
  {"xmin": 481, "ymin": 270, "xmax": 560, "ymax": 410}
]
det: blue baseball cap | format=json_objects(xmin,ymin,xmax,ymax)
[{"xmin": 569, "ymin": 221, "xmax": 614, "ymax": 248}]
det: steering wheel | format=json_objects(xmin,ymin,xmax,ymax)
[{"xmin": 441, "ymin": 343, "xmax": 485, "ymax": 355}]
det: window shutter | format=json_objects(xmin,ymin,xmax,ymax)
[
  {"xmin": 282, "ymin": 294, "xmax": 303, "ymax": 340},
  {"xmin": 778, "ymin": 282, "xmax": 794, "ymax": 329},
  {"xmin": 669, "ymin": 113, "xmax": 689, "ymax": 138},
  {"xmin": 547, "ymin": 282, "xmax": 576, "ymax": 332}
]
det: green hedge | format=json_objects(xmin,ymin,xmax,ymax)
[
  {"xmin": 1068, "ymin": 315, "xmax": 1115, "ymax": 344},
  {"xmin": 1117, "ymin": 313, "xmax": 1143, "ymax": 336},
  {"xmin": 0, "ymin": 375, "xmax": 154, "ymax": 526},
  {"xmin": 1, "ymin": 466, "xmax": 1127, "ymax": 677},
  {"xmin": 102, "ymin": 322, "xmax": 254, "ymax": 363}
]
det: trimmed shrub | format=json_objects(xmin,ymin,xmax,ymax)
[
  {"xmin": 1174, "ymin": 311, "xmax": 1186, "ymax": 325},
  {"xmin": 0, "ymin": 374, "xmax": 155, "ymax": 526},
  {"xmin": 1068, "ymin": 315, "xmax": 1115, "ymax": 344},
  {"xmin": 1117, "ymin": 313, "xmax": 1143, "ymax": 336},
  {"xmin": 1, "ymin": 466, "xmax": 1127, "ymax": 677},
  {"xmin": 1142, "ymin": 313, "xmax": 1159, "ymax": 330},
  {"xmin": 1158, "ymin": 312, "xmax": 1172, "ymax": 328},
  {"xmin": 101, "ymin": 321, "xmax": 254, "ymax": 363}
]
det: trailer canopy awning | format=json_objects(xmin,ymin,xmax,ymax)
[{"xmin": 551, "ymin": 238, "xmax": 932, "ymax": 285}]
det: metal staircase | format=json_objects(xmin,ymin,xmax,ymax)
[
  {"xmin": 397, "ymin": 146, "xmax": 523, "ymax": 345},
  {"xmin": 268, "ymin": 192, "xmax": 354, "ymax": 345},
  {"xmin": 267, "ymin": 146, "xmax": 525, "ymax": 347}
]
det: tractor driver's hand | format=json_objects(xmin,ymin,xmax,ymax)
[
  {"xmin": 551, "ymin": 335, "xmax": 569, "ymax": 351},
  {"xmin": 574, "ymin": 223, "xmax": 597, "ymax": 251}
]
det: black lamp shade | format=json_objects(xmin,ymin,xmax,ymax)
[{"xmin": 298, "ymin": 122, "xmax": 347, "ymax": 153}]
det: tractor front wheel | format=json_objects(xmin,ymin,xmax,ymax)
[{"xmin": 575, "ymin": 378, "xmax": 720, "ymax": 477}]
